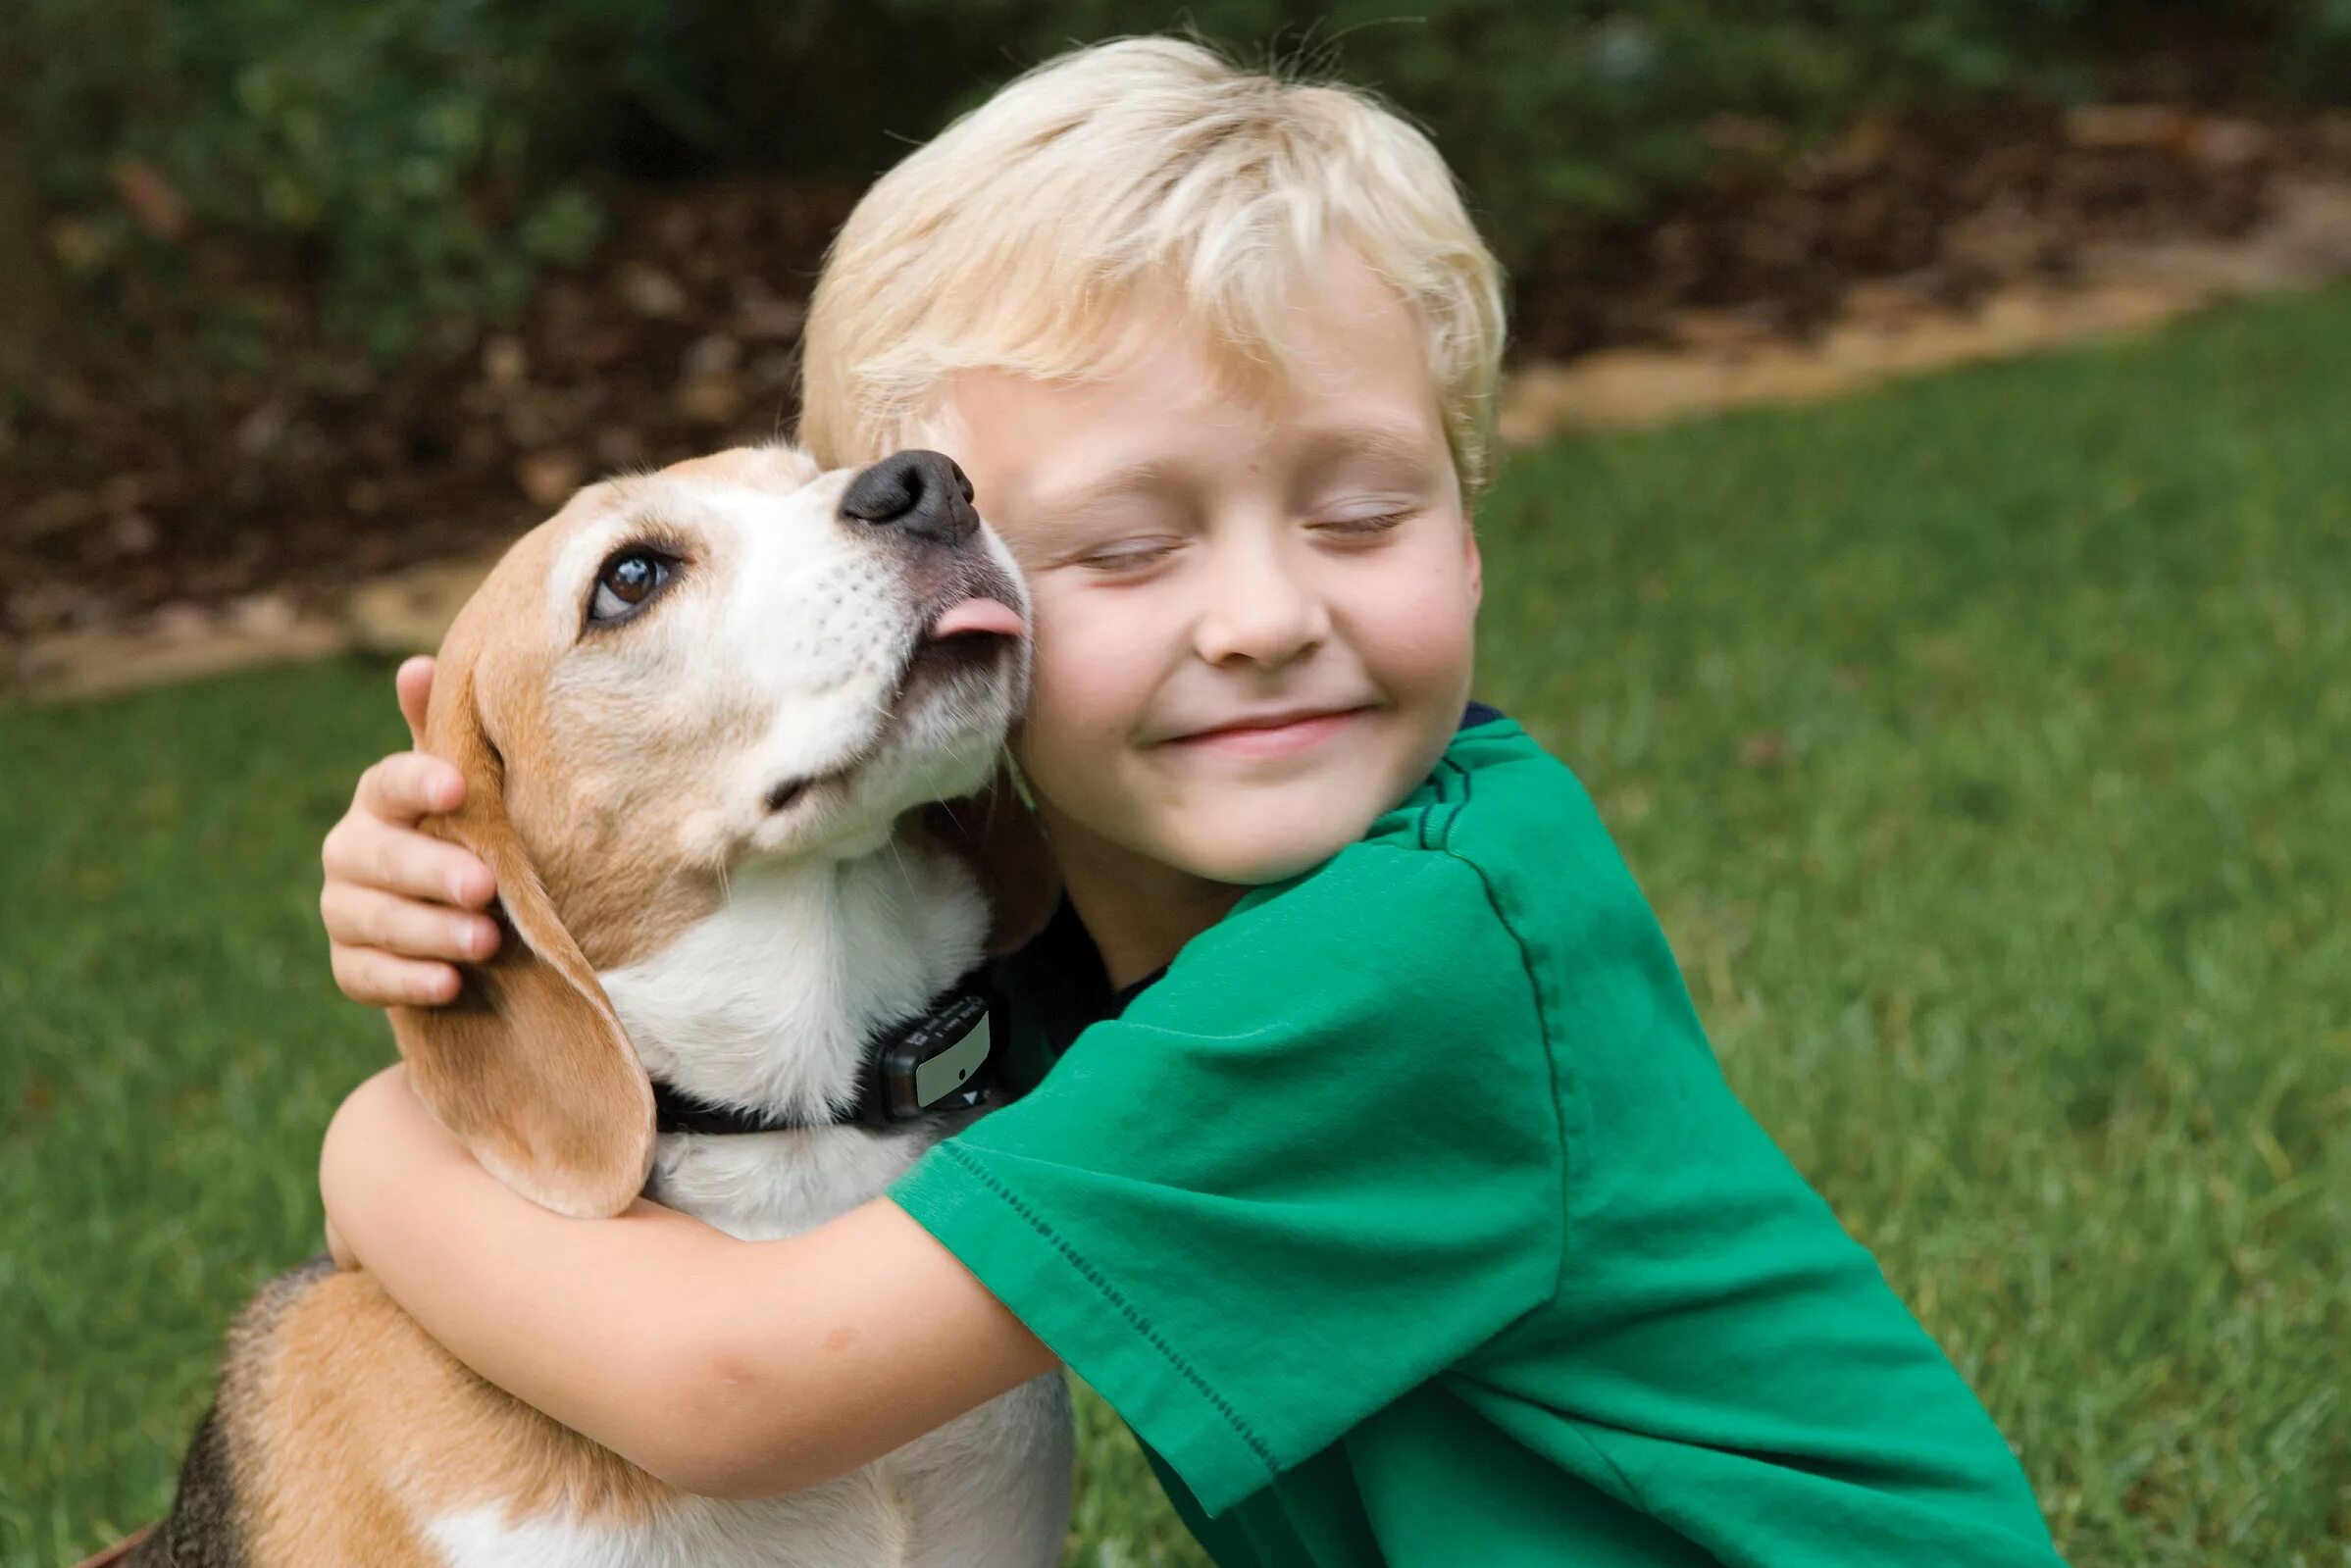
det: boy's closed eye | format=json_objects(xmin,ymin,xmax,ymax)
[
  {"xmin": 1308, "ymin": 504, "xmax": 1420, "ymax": 541},
  {"xmin": 1062, "ymin": 503, "xmax": 1417, "ymax": 575},
  {"xmin": 1073, "ymin": 534, "xmax": 1188, "ymax": 575}
]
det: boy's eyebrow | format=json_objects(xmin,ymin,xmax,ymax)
[
  {"xmin": 1295, "ymin": 423, "xmax": 1445, "ymax": 479},
  {"xmin": 1017, "ymin": 460, "xmax": 1190, "ymax": 531}
]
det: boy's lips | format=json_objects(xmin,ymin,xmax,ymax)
[{"xmin": 1155, "ymin": 704, "xmax": 1375, "ymax": 758}]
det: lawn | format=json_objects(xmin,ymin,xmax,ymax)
[{"xmin": 6, "ymin": 286, "xmax": 2348, "ymax": 1567}]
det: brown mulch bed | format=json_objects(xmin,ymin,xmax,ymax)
[
  {"xmin": 1, "ymin": 177, "xmax": 859, "ymax": 650},
  {"xmin": 4, "ymin": 100, "xmax": 2350, "ymax": 654},
  {"xmin": 1513, "ymin": 102, "xmax": 2351, "ymax": 358}
]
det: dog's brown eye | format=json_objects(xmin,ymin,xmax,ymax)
[{"xmin": 588, "ymin": 550, "xmax": 676, "ymax": 626}]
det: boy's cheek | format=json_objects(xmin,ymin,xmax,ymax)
[
  {"xmin": 1010, "ymin": 685, "xmax": 1131, "ymax": 805},
  {"xmin": 1024, "ymin": 591, "xmax": 1160, "ymax": 733},
  {"xmin": 1346, "ymin": 578, "xmax": 1477, "ymax": 703},
  {"xmin": 1010, "ymin": 649, "xmax": 1139, "ymax": 811}
]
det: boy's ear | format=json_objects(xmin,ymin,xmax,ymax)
[
  {"xmin": 387, "ymin": 660, "xmax": 654, "ymax": 1219},
  {"xmin": 1465, "ymin": 526, "xmax": 1484, "ymax": 610}
]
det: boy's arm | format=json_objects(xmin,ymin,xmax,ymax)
[{"xmin": 319, "ymin": 1066, "xmax": 1058, "ymax": 1498}]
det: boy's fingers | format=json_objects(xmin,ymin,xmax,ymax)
[
  {"xmin": 353, "ymin": 751, "xmax": 466, "ymax": 827},
  {"xmin": 322, "ymin": 883, "xmax": 500, "ymax": 965},
  {"xmin": 330, "ymin": 944, "xmax": 464, "ymax": 1011},
  {"xmin": 322, "ymin": 813, "xmax": 495, "ymax": 910},
  {"xmin": 395, "ymin": 657, "xmax": 436, "ymax": 750}
]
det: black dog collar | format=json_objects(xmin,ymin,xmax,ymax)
[{"xmin": 649, "ymin": 972, "xmax": 1006, "ymax": 1136}]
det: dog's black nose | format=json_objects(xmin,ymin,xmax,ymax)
[{"xmin": 841, "ymin": 450, "xmax": 978, "ymax": 546}]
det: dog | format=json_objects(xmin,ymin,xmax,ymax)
[{"xmin": 129, "ymin": 443, "xmax": 1074, "ymax": 1567}]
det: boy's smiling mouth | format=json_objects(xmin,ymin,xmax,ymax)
[{"xmin": 1153, "ymin": 702, "xmax": 1379, "ymax": 759}]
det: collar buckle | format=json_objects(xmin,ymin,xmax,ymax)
[{"xmin": 856, "ymin": 986, "xmax": 997, "ymax": 1127}]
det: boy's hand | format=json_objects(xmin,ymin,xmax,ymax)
[{"xmin": 320, "ymin": 657, "xmax": 501, "ymax": 1008}]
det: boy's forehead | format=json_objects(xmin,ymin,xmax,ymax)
[
  {"xmin": 947, "ymin": 378, "xmax": 1449, "ymax": 537},
  {"xmin": 933, "ymin": 260, "xmax": 1450, "ymax": 516}
]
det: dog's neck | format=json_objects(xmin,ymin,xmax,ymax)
[{"xmin": 596, "ymin": 828, "xmax": 989, "ymax": 1131}]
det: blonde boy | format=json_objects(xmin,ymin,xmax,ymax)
[{"xmin": 319, "ymin": 38, "xmax": 2069, "ymax": 1566}]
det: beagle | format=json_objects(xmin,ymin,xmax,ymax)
[{"xmin": 129, "ymin": 444, "xmax": 1073, "ymax": 1567}]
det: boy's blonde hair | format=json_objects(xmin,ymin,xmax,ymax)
[{"xmin": 798, "ymin": 36, "xmax": 1508, "ymax": 496}]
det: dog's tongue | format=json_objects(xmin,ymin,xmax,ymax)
[{"xmin": 929, "ymin": 598, "xmax": 1026, "ymax": 640}]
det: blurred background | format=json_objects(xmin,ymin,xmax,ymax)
[
  {"xmin": 4, "ymin": 4, "xmax": 2348, "ymax": 1566},
  {"xmin": 5, "ymin": 0, "xmax": 2351, "ymax": 676}
]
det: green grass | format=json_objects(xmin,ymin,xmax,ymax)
[{"xmin": 7, "ymin": 286, "xmax": 2349, "ymax": 1566}]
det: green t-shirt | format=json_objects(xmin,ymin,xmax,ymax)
[{"xmin": 890, "ymin": 713, "xmax": 2066, "ymax": 1567}]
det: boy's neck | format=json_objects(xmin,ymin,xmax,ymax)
[{"xmin": 1041, "ymin": 809, "xmax": 1248, "ymax": 991}]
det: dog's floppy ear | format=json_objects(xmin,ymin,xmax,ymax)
[{"xmin": 388, "ymin": 660, "xmax": 654, "ymax": 1219}]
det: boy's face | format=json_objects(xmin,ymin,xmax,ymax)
[{"xmin": 938, "ymin": 247, "xmax": 1481, "ymax": 890}]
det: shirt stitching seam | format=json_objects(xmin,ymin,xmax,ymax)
[
  {"xmin": 1433, "ymin": 756, "xmax": 1576, "ymax": 1316},
  {"xmin": 1418, "ymin": 757, "xmax": 1466, "ymax": 848},
  {"xmin": 1413, "ymin": 758, "xmax": 1457, "ymax": 849},
  {"xmin": 932, "ymin": 1139, "xmax": 1283, "ymax": 1483}
]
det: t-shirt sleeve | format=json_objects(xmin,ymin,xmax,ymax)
[{"xmin": 888, "ymin": 843, "xmax": 1565, "ymax": 1516}]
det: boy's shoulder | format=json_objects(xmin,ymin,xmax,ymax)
[
  {"xmin": 1360, "ymin": 702, "xmax": 1604, "ymax": 867},
  {"xmin": 1143, "ymin": 706, "xmax": 1662, "ymax": 1050},
  {"xmin": 1263, "ymin": 704, "xmax": 1649, "ymax": 970},
  {"xmin": 993, "ymin": 704, "xmax": 1681, "ymax": 1089}
]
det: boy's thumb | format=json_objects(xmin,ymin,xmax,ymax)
[{"xmin": 395, "ymin": 657, "xmax": 436, "ymax": 750}]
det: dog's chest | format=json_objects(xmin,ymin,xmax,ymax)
[
  {"xmin": 650, "ymin": 1121, "xmax": 944, "ymax": 1239},
  {"xmin": 607, "ymin": 848, "xmax": 988, "ymax": 1238},
  {"xmin": 417, "ymin": 849, "xmax": 1072, "ymax": 1566}
]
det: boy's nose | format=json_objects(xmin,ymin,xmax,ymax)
[
  {"xmin": 1196, "ymin": 540, "xmax": 1330, "ymax": 670},
  {"xmin": 842, "ymin": 449, "xmax": 979, "ymax": 546}
]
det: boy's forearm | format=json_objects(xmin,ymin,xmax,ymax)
[
  {"xmin": 317, "ymin": 1068, "xmax": 1054, "ymax": 1498},
  {"xmin": 318, "ymin": 1068, "xmax": 766, "ymax": 1488}
]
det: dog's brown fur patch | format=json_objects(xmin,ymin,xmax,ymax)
[{"xmin": 230, "ymin": 1265, "xmax": 671, "ymax": 1564}]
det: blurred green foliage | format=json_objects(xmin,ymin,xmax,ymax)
[
  {"xmin": 10, "ymin": 0, "xmax": 2346, "ymax": 360},
  {"xmin": 8, "ymin": 0, "xmax": 688, "ymax": 357},
  {"xmin": 899, "ymin": 0, "xmax": 2061, "ymax": 252},
  {"xmin": 892, "ymin": 1, "xmax": 2351, "ymax": 263},
  {"xmin": 2282, "ymin": 0, "xmax": 2351, "ymax": 93}
]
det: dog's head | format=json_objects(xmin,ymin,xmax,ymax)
[{"xmin": 391, "ymin": 444, "xmax": 1029, "ymax": 1216}]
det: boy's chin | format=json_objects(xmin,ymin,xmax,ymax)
[{"xmin": 1157, "ymin": 809, "xmax": 1382, "ymax": 889}]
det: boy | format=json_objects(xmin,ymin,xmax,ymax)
[{"xmin": 316, "ymin": 37, "xmax": 2069, "ymax": 1566}]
